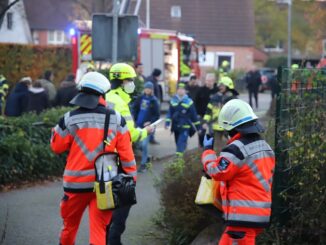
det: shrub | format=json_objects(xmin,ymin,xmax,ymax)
[
  {"xmin": 0, "ymin": 43, "xmax": 72, "ymax": 87},
  {"xmin": 0, "ymin": 107, "xmax": 71, "ymax": 186},
  {"xmin": 156, "ymin": 151, "xmax": 221, "ymax": 244},
  {"xmin": 265, "ymin": 56, "xmax": 287, "ymax": 68}
]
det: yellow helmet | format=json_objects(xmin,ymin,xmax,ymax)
[
  {"xmin": 109, "ymin": 63, "xmax": 136, "ymax": 81},
  {"xmin": 221, "ymin": 60, "xmax": 230, "ymax": 68},
  {"xmin": 291, "ymin": 64, "xmax": 299, "ymax": 70},
  {"xmin": 218, "ymin": 76, "xmax": 234, "ymax": 90}
]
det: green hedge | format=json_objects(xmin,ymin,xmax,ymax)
[
  {"xmin": 0, "ymin": 44, "xmax": 72, "ymax": 87},
  {"xmin": 0, "ymin": 107, "xmax": 70, "ymax": 186}
]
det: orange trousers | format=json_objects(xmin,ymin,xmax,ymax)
[
  {"xmin": 218, "ymin": 226, "xmax": 263, "ymax": 245},
  {"xmin": 59, "ymin": 192, "xmax": 112, "ymax": 245}
]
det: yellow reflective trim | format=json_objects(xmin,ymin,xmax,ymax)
[{"xmin": 150, "ymin": 33, "xmax": 169, "ymax": 39}]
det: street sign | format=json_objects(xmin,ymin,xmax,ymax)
[{"xmin": 92, "ymin": 14, "xmax": 138, "ymax": 61}]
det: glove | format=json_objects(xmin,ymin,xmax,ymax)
[{"xmin": 203, "ymin": 134, "xmax": 214, "ymax": 150}]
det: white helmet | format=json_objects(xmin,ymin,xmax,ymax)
[
  {"xmin": 79, "ymin": 72, "xmax": 111, "ymax": 94},
  {"xmin": 218, "ymin": 99, "xmax": 262, "ymax": 133}
]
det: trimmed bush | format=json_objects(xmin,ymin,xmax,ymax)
[
  {"xmin": 0, "ymin": 107, "xmax": 70, "ymax": 186},
  {"xmin": 156, "ymin": 151, "xmax": 222, "ymax": 244},
  {"xmin": 0, "ymin": 43, "xmax": 72, "ymax": 87}
]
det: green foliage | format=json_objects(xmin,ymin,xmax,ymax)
[
  {"xmin": 0, "ymin": 44, "xmax": 72, "ymax": 87},
  {"xmin": 156, "ymin": 151, "xmax": 220, "ymax": 245},
  {"xmin": 0, "ymin": 107, "xmax": 71, "ymax": 186},
  {"xmin": 254, "ymin": 0, "xmax": 326, "ymax": 55},
  {"xmin": 265, "ymin": 56, "xmax": 287, "ymax": 69}
]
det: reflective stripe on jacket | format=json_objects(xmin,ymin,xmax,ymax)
[
  {"xmin": 106, "ymin": 87, "xmax": 147, "ymax": 142},
  {"xmin": 203, "ymin": 102, "xmax": 223, "ymax": 131},
  {"xmin": 50, "ymin": 98, "xmax": 136, "ymax": 193},
  {"xmin": 201, "ymin": 133, "xmax": 275, "ymax": 228}
]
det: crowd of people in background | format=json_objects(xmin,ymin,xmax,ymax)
[
  {"xmin": 0, "ymin": 71, "xmax": 78, "ymax": 117},
  {"xmin": 0, "ymin": 62, "xmax": 241, "ymax": 165}
]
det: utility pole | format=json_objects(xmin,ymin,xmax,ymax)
[
  {"xmin": 287, "ymin": 0, "xmax": 292, "ymax": 68},
  {"xmin": 112, "ymin": 0, "xmax": 120, "ymax": 63},
  {"xmin": 146, "ymin": 0, "xmax": 150, "ymax": 28}
]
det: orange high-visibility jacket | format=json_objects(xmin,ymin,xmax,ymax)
[
  {"xmin": 202, "ymin": 133, "xmax": 275, "ymax": 228},
  {"xmin": 51, "ymin": 98, "xmax": 137, "ymax": 193}
]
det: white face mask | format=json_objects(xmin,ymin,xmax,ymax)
[{"xmin": 123, "ymin": 81, "xmax": 136, "ymax": 94}]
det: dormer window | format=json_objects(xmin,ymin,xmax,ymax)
[{"xmin": 171, "ymin": 5, "xmax": 181, "ymax": 19}]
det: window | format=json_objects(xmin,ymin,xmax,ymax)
[
  {"xmin": 32, "ymin": 31, "xmax": 39, "ymax": 44},
  {"xmin": 7, "ymin": 12, "xmax": 13, "ymax": 30},
  {"xmin": 264, "ymin": 40, "xmax": 284, "ymax": 52},
  {"xmin": 48, "ymin": 31, "xmax": 55, "ymax": 42},
  {"xmin": 56, "ymin": 31, "xmax": 63, "ymax": 42},
  {"xmin": 48, "ymin": 30, "xmax": 67, "ymax": 44},
  {"xmin": 215, "ymin": 52, "xmax": 234, "ymax": 70},
  {"xmin": 171, "ymin": 5, "xmax": 181, "ymax": 18}
]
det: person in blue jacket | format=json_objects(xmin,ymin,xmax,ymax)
[
  {"xmin": 165, "ymin": 82, "xmax": 201, "ymax": 156},
  {"xmin": 133, "ymin": 82, "xmax": 160, "ymax": 172},
  {"xmin": 5, "ymin": 77, "xmax": 31, "ymax": 117}
]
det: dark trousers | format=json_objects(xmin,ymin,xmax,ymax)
[
  {"xmin": 198, "ymin": 116, "xmax": 205, "ymax": 147},
  {"xmin": 174, "ymin": 130, "xmax": 189, "ymax": 154},
  {"xmin": 107, "ymin": 205, "xmax": 131, "ymax": 245},
  {"xmin": 248, "ymin": 89, "xmax": 258, "ymax": 108}
]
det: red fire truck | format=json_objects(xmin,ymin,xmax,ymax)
[{"xmin": 70, "ymin": 21, "xmax": 201, "ymax": 99}]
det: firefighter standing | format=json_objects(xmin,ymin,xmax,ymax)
[
  {"xmin": 0, "ymin": 75, "xmax": 9, "ymax": 115},
  {"xmin": 106, "ymin": 63, "xmax": 154, "ymax": 245},
  {"xmin": 203, "ymin": 76, "xmax": 238, "ymax": 151},
  {"xmin": 202, "ymin": 99, "xmax": 275, "ymax": 245},
  {"xmin": 219, "ymin": 60, "xmax": 230, "ymax": 77},
  {"xmin": 50, "ymin": 72, "xmax": 137, "ymax": 245}
]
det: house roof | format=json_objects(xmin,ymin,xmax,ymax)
[
  {"xmin": 24, "ymin": 0, "xmax": 74, "ymax": 30},
  {"xmin": 134, "ymin": 0, "xmax": 255, "ymax": 46}
]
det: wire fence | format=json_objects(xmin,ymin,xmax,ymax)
[{"xmin": 273, "ymin": 67, "xmax": 326, "ymax": 232}]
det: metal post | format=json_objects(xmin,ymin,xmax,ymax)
[
  {"xmin": 112, "ymin": 0, "xmax": 119, "ymax": 63},
  {"xmin": 134, "ymin": 0, "xmax": 142, "ymax": 15},
  {"xmin": 287, "ymin": 0, "xmax": 292, "ymax": 68},
  {"xmin": 146, "ymin": 0, "xmax": 150, "ymax": 28}
]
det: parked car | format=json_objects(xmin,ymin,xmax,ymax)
[{"xmin": 259, "ymin": 68, "xmax": 276, "ymax": 92}]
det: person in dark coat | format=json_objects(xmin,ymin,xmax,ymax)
[
  {"xmin": 146, "ymin": 68, "xmax": 162, "ymax": 144},
  {"xmin": 245, "ymin": 70, "xmax": 261, "ymax": 108},
  {"xmin": 26, "ymin": 80, "xmax": 49, "ymax": 114},
  {"xmin": 186, "ymin": 74, "xmax": 200, "ymax": 101},
  {"xmin": 133, "ymin": 82, "xmax": 160, "ymax": 172},
  {"xmin": 195, "ymin": 73, "xmax": 219, "ymax": 147},
  {"xmin": 4, "ymin": 77, "xmax": 31, "ymax": 117},
  {"xmin": 54, "ymin": 74, "xmax": 78, "ymax": 107},
  {"xmin": 146, "ymin": 68, "xmax": 162, "ymax": 102}
]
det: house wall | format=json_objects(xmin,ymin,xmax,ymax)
[
  {"xmin": 200, "ymin": 45, "xmax": 255, "ymax": 71},
  {"xmin": 0, "ymin": 0, "xmax": 32, "ymax": 44},
  {"xmin": 32, "ymin": 30, "xmax": 48, "ymax": 45}
]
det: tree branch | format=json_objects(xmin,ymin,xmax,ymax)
[{"xmin": 0, "ymin": 0, "xmax": 20, "ymax": 20}]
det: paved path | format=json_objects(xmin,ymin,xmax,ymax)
[{"xmin": 0, "ymin": 92, "xmax": 271, "ymax": 245}]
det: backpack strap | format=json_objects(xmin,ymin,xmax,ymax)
[{"xmin": 103, "ymin": 108, "xmax": 112, "ymax": 150}]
